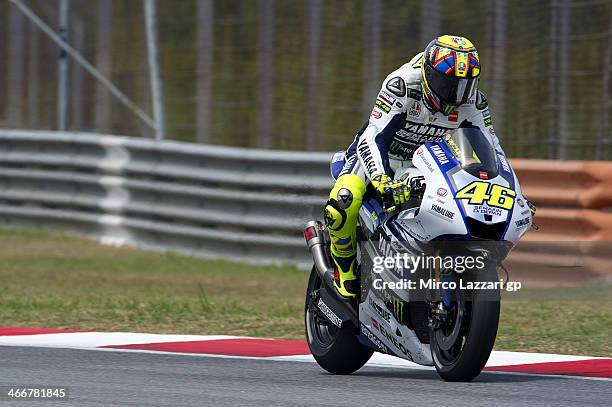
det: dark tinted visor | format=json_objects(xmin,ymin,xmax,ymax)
[{"xmin": 424, "ymin": 62, "xmax": 478, "ymax": 105}]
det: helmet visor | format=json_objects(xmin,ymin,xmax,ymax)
[{"xmin": 424, "ymin": 62, "xmax": 478, "ymax": 106}]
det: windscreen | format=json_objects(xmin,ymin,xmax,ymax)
[{"xmin": 444, "ymin": 128, "xmax": 499, "ymax": 178}]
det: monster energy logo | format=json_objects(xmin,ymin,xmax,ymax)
[{"xmin": 392, "ymin": 299, "xmax": 404, "ymax": 322}]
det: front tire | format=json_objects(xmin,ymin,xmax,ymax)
[
  {"xmin": 430, "ymin": 274, "xmax": 500, "ymax": 382},
  {"xmin": 304, "ymin": 266, "xmax": 372, "ymax": 374}
]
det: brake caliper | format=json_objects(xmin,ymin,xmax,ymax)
[{"xmin": 429, "ymin": 302, "xmax": 449, "ymax": 329}]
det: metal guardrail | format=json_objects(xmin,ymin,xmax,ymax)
[
  {"xmin": 1, "ymin": 129, "xmax": 611, "ymax": 284},
  {"xmin": 0, "ymin": 129, "xmax": 333, "ymax": 265}
]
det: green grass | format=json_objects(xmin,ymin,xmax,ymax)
[
  {"xmin": 0, "ymin": 228, "xmax": 306, "ymax": 339},
  {"xmin": 497, "ymin": 284, "xmax": 612, "ymax": 356},
  {"xmin": 0, "ymin": 227, "xmax": 609, "ymax": 356}
]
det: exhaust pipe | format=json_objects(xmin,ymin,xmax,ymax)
[
  {"xmin": 303, "ymin": 220, "xmax": 336, "ymax": 288},
  {"xmin": 304, "ymin": 221, "xmax": 359, "ymax": 321}
]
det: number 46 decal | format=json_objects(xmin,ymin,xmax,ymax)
[{"xmin": 455, "ymin": 181, "xmax": 516, "ymax": 210}]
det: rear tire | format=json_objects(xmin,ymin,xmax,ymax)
[{"xmin": 304, "ymin": 266, "xmax": 372, "ymax": 374}]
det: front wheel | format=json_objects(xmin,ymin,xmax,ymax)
[
  {"xmin": 430, "ymin": 277, "xmax": 500, "ymax": 382},
  {"xmin": 304, "ymin": 266, "xmax": 372, "ymax": 374}
]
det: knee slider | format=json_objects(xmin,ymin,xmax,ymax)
[
  {"xmin": 327, "ymin": 188, "xmax": 355, "ymax": 231},
  {"xmin": 324, "ymin": 199, "xmax": 346, "ymax": 231}
]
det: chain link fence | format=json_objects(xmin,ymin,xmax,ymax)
[{"xmin": 0, "ymin": 0, "xmax": 610, "ymax": 159}]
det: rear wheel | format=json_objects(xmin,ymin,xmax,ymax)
[
  {"xmin": 430, "ymin": 272, "xmax": 500, "ymax": 382},
  {"xmin": 304, "ymin": 266, "xmax": 372, "ymax": 374}
]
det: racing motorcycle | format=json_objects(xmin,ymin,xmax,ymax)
[{"xmin": 303, "ymin": 127, "xmax": 533, "ymax": 381}]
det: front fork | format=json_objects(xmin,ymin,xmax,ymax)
[
  {"xmin": 429, "ymin": 269, "xmax": 455, "ymax": 330},
  {"xmin": 427, "ymin": 250, "xmax": 456, "ymax": 329}
]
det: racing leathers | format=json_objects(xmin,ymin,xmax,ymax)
[{"xmin": 324, "ymin": 52, "xmax": 504, "ymax": 298}]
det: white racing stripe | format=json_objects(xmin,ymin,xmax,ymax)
[
  {"xmin": 486, "ymin": 350, "xmax": 605, "ymax": 366},
  {"xmin": 0, "ymin": 332, "xmax": 242, "ymax": 348}
]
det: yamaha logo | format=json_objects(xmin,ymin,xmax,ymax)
[{"xmin": 430, "ymin": 145, "xmax": 449, "ymax": 165}]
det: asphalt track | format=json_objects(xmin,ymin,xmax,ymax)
[{"xmin": 0, "ymin": 346, "xmax": 610, "ymax": 407}]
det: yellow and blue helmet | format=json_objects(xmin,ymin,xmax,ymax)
[{"xmin": 421, "ymin": 35, "xmax": 481, "ymax": 115}]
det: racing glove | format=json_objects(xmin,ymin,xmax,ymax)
[{"xmin": 371, "ymin": 174, "xmax": 411, "ymax": 212}]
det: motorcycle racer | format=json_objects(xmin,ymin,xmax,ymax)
[{"xmin": 324, "ymin": 35, "xmax": 505, "ymax": 299}]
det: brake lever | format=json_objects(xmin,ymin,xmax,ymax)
[{"xmin": 409, "ymin": 176, "xmax": 426, "ymax": 200}]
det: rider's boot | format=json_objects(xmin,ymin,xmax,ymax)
[
  {"xmin": 329, "ymin": 252, "xmax": 359, "ymax": 299},
  {"xmin": 324, "ymin": 174, "xmax": 366, "ymax": 299}
]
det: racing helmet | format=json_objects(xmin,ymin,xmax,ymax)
[{"xmin": 421, "ymin": 35, "xmax": 481, "ymax": 116}]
